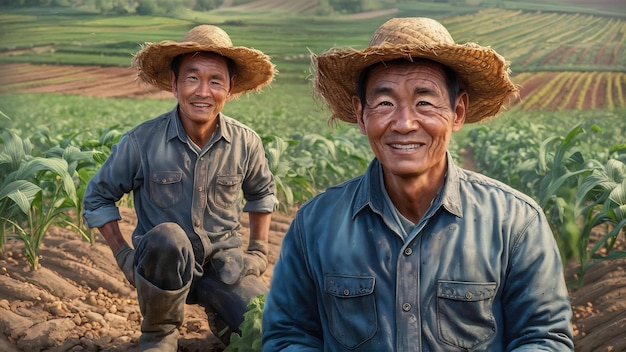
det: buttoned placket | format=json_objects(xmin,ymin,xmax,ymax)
[
  {"xmin": 396, "ymin": 221, "xmax": 426, "ymax": 351},
  {"xmin": 191, "ymin": 139, "xmax": 218, "ymax": 264}
]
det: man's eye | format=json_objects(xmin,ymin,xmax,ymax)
[
  {"xmin": 379, "ymin": 101, "xmax": 393, "ymax": 107},
  {"xmin": 417, "ymin": 101, "xmax": 431, "ymax": 106}
]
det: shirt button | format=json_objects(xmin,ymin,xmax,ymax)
[
  {"xmin": 198, "ymin": 186, "xmax": 203, "ymax": 192},
  {"xmin": 404, "ymin": 248, "xmax": 413, "ymax": 256},
  {"xmin": 465, "ymin": 292, "xmax": 473, "ymax": 299},
  {"xmin": 343, "ymin": 289, "xmax": 350, "ymax": 296},
  {"xmin": 402, "ymin": 303, "xmax": 411, "ymax": 312},
  {"xmin": 194, "ymin": 220, "xmax": 201, "ymax": 227}
]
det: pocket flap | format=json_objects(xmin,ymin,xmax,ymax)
[
  {"xmin": 437, "ymin": 281, "xmax": 496, "ymax": 301},
  {"xmin": 325, "ymin": 275, "xmax": 375, "ymax": 298},
  {"xmin": 151, "ymin": 171, "xmax": 182, "ymax": 184},
  {"xmin": 216, "ymin": 175, "xmax": 242, "ymax": 186}
]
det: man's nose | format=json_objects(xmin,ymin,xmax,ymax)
[
  {"xmin": 196, "ymin": 81, "xmax": 212, "ymax": 96},
  {"xmin": 392, "ymin": 105, "xmax": 420, "ymax": 132}
]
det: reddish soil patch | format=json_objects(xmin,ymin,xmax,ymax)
[
  {"xmin": 0, "ymin": 63, "xmax": 171, "ymax": 99},
  {"xmin": 0, "ymin": 208, "xmax": 294, "ymax": 351}
]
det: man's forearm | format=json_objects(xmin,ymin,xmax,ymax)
[
  {"xmin": 248, "ymin": 212, "xmax": 272, "ymax": 243},
  {"xmin": 98, "ymin": 220, "xmax": 129, "ymax": 253}
]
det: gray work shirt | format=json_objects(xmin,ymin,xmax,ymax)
[{"xmin": 83, "ymin": 106, "xmax": 278, "ymax": 263}]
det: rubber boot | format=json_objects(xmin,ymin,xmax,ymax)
[{"xmin": 135, "ymin": 271, "xmax": 191, "ymax": 352}]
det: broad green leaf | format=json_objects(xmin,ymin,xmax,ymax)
[{"xmin": 0, "ymin": 180, "xmax": 40, "ymax": 215}]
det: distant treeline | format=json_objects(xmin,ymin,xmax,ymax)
[{"xmin": 0, "ymin": 0, "xmax": 410, "ymax": 15}]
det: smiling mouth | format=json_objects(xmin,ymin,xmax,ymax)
[
  {"xmin": 192, "ymin": 102, "xmax": 212, "ymax": 108},
  {"xmin": 390, "ymin": 143, "xmax": 422, "ymax": 150}
]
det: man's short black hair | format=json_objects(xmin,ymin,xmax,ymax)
[{"xmin": 170, "ymin": 52, "xmax": 237, "ymax": 82}]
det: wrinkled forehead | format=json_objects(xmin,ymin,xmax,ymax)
[{"xmin": 363, "ymin": 58, "xmax": 448, "ymax": 91}]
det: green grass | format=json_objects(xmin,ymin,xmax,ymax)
[{"xmin": 0, "ymin": 80, "xmax": 350, "ymax": 139}]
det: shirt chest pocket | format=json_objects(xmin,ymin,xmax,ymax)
[
  {"xmin": 437, "ymin": 280, "xmax": 497, "ymax": 350},
  {"xmin": 323, "ymin": 275, "xmax": 377, "ymax": 349},
  {"xmin": 213, "ymin": 175, "xmax": 243, "ymax": 208},
  {"xmin": 149, "ymin": 171, "xmax": 183, "ymax": 208}
]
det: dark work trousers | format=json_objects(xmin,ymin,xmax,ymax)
[{"xmin": 134, "ymin": 222, "xmax": 268, "ymax": 333}]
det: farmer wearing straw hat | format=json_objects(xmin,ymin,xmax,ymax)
[
  {"xmin": 263, "ymin": 17, "xmax": 574, "ymax": 351},
  {"xmin": 83, "ymin": 25, "xmax": 278, "ymax": 351}
]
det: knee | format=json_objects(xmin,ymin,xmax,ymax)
[
  {"xmin": 135, "ymin": 223, "xmax": 194, "ymax": 289},
  {"xmin": 136, "ymin": 222, "xmax": 193, "ymax": 264},
  {"xmin": 143, "ymin": 222, "xmax": 188, "ymax": 248}
]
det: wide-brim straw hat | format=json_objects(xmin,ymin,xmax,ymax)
[
  {"xmin": 313, "ymin": 17, "xmax": 518, "ymax": 124},
  {"xmin": 132, "ymin": 25, "xmax": 275, "ymax": 96}
]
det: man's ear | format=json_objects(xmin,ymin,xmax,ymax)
[
  {"xmin": 452, "ymin": 91, "xmax": 468, "ymax": 131},
  {"xmin": 353, "ymin": 96, "xmax": 366, "ymax": 135},
  {"xmin": 170, "ymin": 71, "xmax": 178, "ymax": 98},
  {"xmin": 227, "ymin": 75, "xmax": 236, "ymax": 99}
]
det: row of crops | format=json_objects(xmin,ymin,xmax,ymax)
[
  {"xmin": 2, "ymin": 110, "xmax": 625, "ymax": 284},
  {"xmin": 513, "ymin": 71, "xmax": 626, "ymax": 111},
  {"xmin": 436, "ymin": 9, "xmax": 626, "ymax": 113},
  {"xmin": 441, "ymin": 8, "xmax": 626, "ymax": 72}
]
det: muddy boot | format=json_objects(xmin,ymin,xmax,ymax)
[{"xmin": 136, "ymin": 272, "xmax": 191, "ymax": 352}]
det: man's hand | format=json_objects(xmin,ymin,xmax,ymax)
[
  {"xmin": 114, "ymin": 243, "xmax": 135, "ymax": 286},
  {"xmin": 243, "ymin": 239, "xmax": 268, "ymax": 277}
]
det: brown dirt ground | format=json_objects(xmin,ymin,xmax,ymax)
[
  {"xmin": 1, "ymin": 63, "xmax": 625, "ymax": 351},
  {"xmin": 0, "ymin": 208, "xmax": 294, "ymax": 352}
]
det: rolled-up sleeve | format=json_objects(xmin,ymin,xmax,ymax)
[
  {"xmin": 242, "ymin": 131, "xmax": 278, "ymax": 213},
  {"xmin": 83, "ymin": 134, "xmax": 139, "ymax": 228}
]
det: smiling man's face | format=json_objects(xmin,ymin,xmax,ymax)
[
  {"xmin": 171, "ymin": 52, "xmax": 233, "ymax": 127},
  {"xmin": 354, "ymin": 59, "xmax": 466, "ymax": 182}
]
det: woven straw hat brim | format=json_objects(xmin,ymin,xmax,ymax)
[
  {"xmin": 132, "ymin": 41, "xmax": 275, "ymax": 96},
  {"xmin": 314, "ymin": 42, "xmax": 518, "ymax": 124}
]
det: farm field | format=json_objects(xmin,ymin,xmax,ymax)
[
  {"xmin": 1, "ymin": 1, "xmax": 626, "ymax": 351},
  {"xmin": 2, "ymin": 62, "xmax": 625, "ymax": 113},
  {"xmin": 2, "ymin": 8, "xmax": 625, "ymax": 113}
]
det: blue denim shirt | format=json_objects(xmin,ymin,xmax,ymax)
[
  {"xmin": 83, "ymin": 107, "xmax": 278, "ymax": 264},
  {"xmin": 263, "ymin": 155, "xmax": 574, "ymax": 351}
]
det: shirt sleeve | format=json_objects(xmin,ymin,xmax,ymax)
[
  {"xmin": 82, "ymin": 134, "xmax": 140, "ymax": 228},
  {"xmin": 241, "ymin": 132, "xmax": 278, "ymax": 213},
  {"xmin": 504, "ymin": 210, "xmax": 575, "ymax": 351},
  {"xmin": 262, "ymin": 213, "xmax": 323, "ymax": 350}
]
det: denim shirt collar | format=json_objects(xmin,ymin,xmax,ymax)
[{"xmin": 352, "ymin": 152, "xmax": 463, "ymax": 220}]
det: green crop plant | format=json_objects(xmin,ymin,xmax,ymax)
[
  {"xmin": 466, "ymin": 120, "xmax": 545, "ymax": 195},
  {"xmin": 574, "ymin": 150, "xmax": 626, "ymax": 286},
  {"xmin": 263, "ymin": 130, "xmax": 371, "ymax": 211},
  {"xmin": 534, "ymin": 124, "xmax": 595, "ymax": 263},
  {"xmin": 0, "ymin": 129, "xmax": 93, "ymax": 269},
  {"xmin": 225, "ymin": 294, "xmax": 265, "ymax": 352},
  {"xmin": 263, "ymin": 135, "xmax": 308, "ymax": 211}
]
